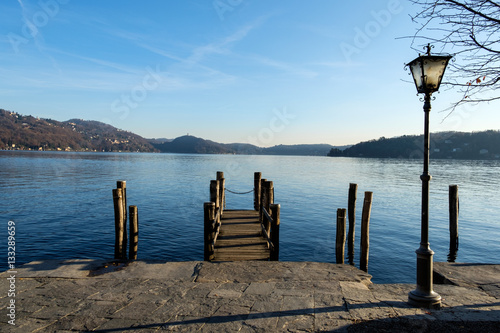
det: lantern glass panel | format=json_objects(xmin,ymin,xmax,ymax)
[{"xmin": 408, "ymin": 55, "xmax": 452, "ymax": 94}]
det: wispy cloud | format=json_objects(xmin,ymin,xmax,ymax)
[
  {"xmin": 124, "ymin": 20, "xmax": 267, "ymax": 89},
  {"xmin": 312, "ymin": 61, "xmax": 365, "ymax": 69},
  {"xmin": 240, "ymin": 54, "xmax": 319, "ymax": 79},
  {"xmin": 186, "ymin": 22, "xmax": 257, "ymax": 65},
  {"xmin": 299, "ymin": 24, "xmax": 345, "ymax": 40},
  {"xmin": 47, "ymin": 48, "xmax": 143, "ymax": 75},
  {"xmin": 97, "ymin": 19, "xmax": 264, "ymax": 89}
]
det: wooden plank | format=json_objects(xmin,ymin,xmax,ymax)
[{"xmin": 214, "ymin": 209, "xmax": 270, "ymax": 261}]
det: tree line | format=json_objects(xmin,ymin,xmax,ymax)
[{"xmin": 328, "ymin": 131, "xmax": 500, "ymax": 160}]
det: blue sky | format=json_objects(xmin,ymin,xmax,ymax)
[{"xmin": 1, "ymin": 0, "xmax": 498, "ymax": 146}]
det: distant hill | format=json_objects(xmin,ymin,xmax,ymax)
[
  {"xmin": 11, "ymin": 108, "xmax": 497, "ymax": 159},
  {"xmin": 151, "ymin": 135, "xmax": 233, "ymax": 154},
  {"xmin": 147, "ymin": 138, "xmax": 172, "ymax": 144},
  {"xmin": 0, "ymin": 109, "xmax": 341, "ymax": 156},
  {"xmin": 261, "ymin": 144, "xmax": 339, "ymax": 156},
  {"xmin": 328, "ymin": 131, "xmax": 500, "ymax": 160},
  {"xmin": 0, "ymin": 109, "xmax": 156, "ymax": 152},
  {"xmin": 151, "ymin": 135, "xmax": 339, "ymax": 156}
]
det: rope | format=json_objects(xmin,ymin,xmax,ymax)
[{"xmin": 224, "ymin": 188, "xmax": 254, "ymax": 195}]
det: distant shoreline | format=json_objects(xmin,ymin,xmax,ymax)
[{"xmin": 2, "ymin": 148, "xmax": 500, "ymax": 161}]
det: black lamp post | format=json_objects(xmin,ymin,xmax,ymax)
[{"xmin": 406, "ymin": 44, "xmax": 452, "ymax": 309}]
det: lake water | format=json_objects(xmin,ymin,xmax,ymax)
[{"xmin": 1, "ymin": 151, "xmax": 499, "ymax": 283}]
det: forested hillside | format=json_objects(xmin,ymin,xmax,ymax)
[
  {"xmin": 151, "ymin": 135, "xmax": 338, "ymax": 156},
  {"xmin": 0, "ymin": 109, "xmax": 156, "ymax": 152},
  {"xmin": 328, "ymin": 131, "xmax": 500, "ymax": 160}
]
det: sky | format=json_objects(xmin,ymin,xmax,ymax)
[{"xmin": 1, "ymin": 0, "xmax": 499, "ymax": 147}]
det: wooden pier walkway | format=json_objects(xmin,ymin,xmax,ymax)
[
  {"xmin": 204, "ymin": 172, "xmax": 280, "ymax": 262},
  {"xmin": 215, "ymin": 210, "xmax": 268, "ymax": 261}
]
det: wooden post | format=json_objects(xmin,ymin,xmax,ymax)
[
  {"xmin": 254, "ymin": 172, "xmax": 262, "ymax": 211},
  {"xmin": 117, "ymin": 181, "xmax": 127, "ymax": 257},
  {"xmin": 336, "ymin": 208, "xmax": 347, "ymax": 264},
  {"xmin": 263, "ymin": 181, "xmax": 273, "ymax": 235},
  {"xmin": 210, "ymin": 180, "xmax": 220, "ymax": 211},
  {"xmin": 117, "ymin": 181, "xmax": 127, "ymax": 218},
  {"xmin": 113, "ymin": 188, "xmax": 125, "ymax": 259},
  {"xmin": 270, "ymin": 204, "xmax": 280, "ymax": 261},
  {"xmin": 259, "ymin": 178, "xmax": 267, "ymax": 224},
  {"xmin": 347, "ymin": 183, "xmax": 357, "ymax": 265},
  {"xmin": 449, "ymin": 185, "xmax": 459, "ymax": 261},
  {"xmin": 219, "ymin": 178, "xmax": 225, "ymax": 215},
  {"xmin": 204, "ymin": 202, "xmax": 216, "ymax": 261},
  {"xmin": 265, "ymin": 181, "xmax": 274, "ymax": 206},
  {"xmin": 216, "ymin": 172, "xmax": 225, "ymax": 213},
  {"xmin": 129, "ymin": 205, "xmax": 138, "ymax": 260},
  {"xmin": 360, "ymin": 192, "xmax": 373, "ymax": 272}
]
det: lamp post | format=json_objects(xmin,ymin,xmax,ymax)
[{"xmin": 406, "ymin": 44, "xmax": 452, "ymax": 309}]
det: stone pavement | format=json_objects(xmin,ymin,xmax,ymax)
[{"xmin": 0, "ymin": 260, "xmax": 499, "ymax": 332}]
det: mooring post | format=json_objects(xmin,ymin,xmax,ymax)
[
  {"xmin": 113, "ymin": 188, "xmax": 125, "ymax": 260},
  {"xmin": 129, "ymin": 205, "xmax": 138, "ymax": 260},
  {"xmin": 117, "ymin": 180, "xmax": 127, "ymax": 219},
  {"xmin": 217, "ymin": 172, "xmax": 225, "ymax": 214},
  {"xmin": 347, "ymin": 183, "xmax": 358, "ymax": 265},
  {"xmin": 210, "ymin": 180, "xmax": 220, "ymax": 212},
  {"xmin": 259, "ymin": 178, "xmax": 267, "ymax": 224},
  {"xmin": 204, "ymin": 202, "xmax": 216, "ymax": 261},
  {"xmin": 360, "ymin": 191, "xmax": 373, "ymax": 272},
  {"xmin": 270, "ymin": 203, "xmax": 280, "ymax": 261},
  {"xmin": 265, "ymin": 181, "xmax": 274, "ymax": 206},
  {"xmin": 117, "ymin": 181, "xmax": 127, "ymax": 257},
  {"xmin": 265, "ymin": 181, "xmax": 274, "ymax": 237},
  {"xmin": 449, "ymin": 185, "xmax": 459, "ymax": 261},
  {"xmin": 219, "ymin": 178, "xmax": 225, "ymax": 214},
  {"xmin": 336, "ymin": 208, "xmax": 347, "ymax": 264},
  {"xmin": 254, "ymin": 172, "xmax": 262, "ymax": 211}
]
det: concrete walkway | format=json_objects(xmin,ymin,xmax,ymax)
[{"xmin": 0, "ymin": 260, "xmax": 499, "ymax": 332}]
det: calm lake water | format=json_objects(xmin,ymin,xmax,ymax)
[{"xmin": 1, "ymin": 151, "xmax": 499, "ymax": 283}]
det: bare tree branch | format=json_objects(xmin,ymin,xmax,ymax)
[
  {"xmin": 444, "ymin": 0, "xmax": 500, "ymax": 24},
  {"xmin": 470, "ymin": 32, "xmax": 500, "ymax": 54}
]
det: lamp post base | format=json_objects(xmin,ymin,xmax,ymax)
[
  {"xmin": 408, "ymin": 246, "xmax": 442, "ymax": 309},
  {"xmin": 408, "ymin": 289, "xmax": 441, "ymax": 309}
]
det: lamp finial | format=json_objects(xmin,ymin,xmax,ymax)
[{"xmin": 425, "ymin": 43, "xmax": 432, "ymax": 56}]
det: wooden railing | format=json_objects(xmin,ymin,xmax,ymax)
[
  {"xmin": 204, "ymin": 172, "xmax": 225, "ymax": 261},
  {"xmin": 256, "ymin": 173, "xmax": 280, "ymax": 261}
]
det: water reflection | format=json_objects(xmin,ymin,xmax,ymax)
[{"xmin": 448, "ymin": 239, "xmax": 459, "ymax": 262}]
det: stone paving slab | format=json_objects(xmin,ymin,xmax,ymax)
[
  {"xmin": 0, "ymin": 260, "xmax": 498, "ymax": 332},
  {"xmin": 434, "ymin": 262, "xmax": 500, "ymax": 299}
]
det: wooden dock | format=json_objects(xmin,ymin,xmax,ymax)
[
  {"xmin": 215, "ymin": 210, "xmax": 269, "ymax": 261},
  {"xmin": 111, "ymin": 174, "xmax": 377, "ymax": 269},
  {"xmin": 204, "ymin": 172, "xmax": 280, "ymax": 262}
]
